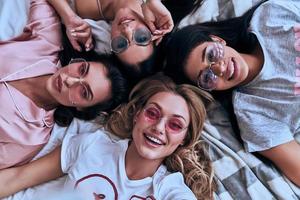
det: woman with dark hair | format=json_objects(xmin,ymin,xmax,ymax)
[
  {"xmin": 46, "ymin": 0, "xmax": 202, "ymax": 81},
  {"xmin": 0, "ymin": 74, "xmax": 215, "ymax": 200},
  {"xmin": 165, "ymin": 0, "xmax": 300, "ymax": 186},
  {"xmin": 0, "ymin": 0, "xmax": 127, "ymax": 169}
]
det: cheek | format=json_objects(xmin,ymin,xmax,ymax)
[{"xmin": 169, "ymin": 133, "xmax": 186, "ymax": 147}]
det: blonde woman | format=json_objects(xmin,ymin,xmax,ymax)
[{"xmin": 0, "ymin": 75, "xmax": 215, "ymax": 199}]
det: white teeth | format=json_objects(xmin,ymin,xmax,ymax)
[
  {"xmin": 145, "ymin": 135, "xmax": 163, "ymax": 145},
  {"xmin": 228, "ymin": 60, "xmax": 234, "ymax": 79},
  {"xmin": 121, "ymin": 19, "xmax": 133, "ymax": 24}
]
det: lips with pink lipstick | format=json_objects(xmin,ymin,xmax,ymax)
[
  {"xmin": 143, "ymin": 132, "xmax": 166, "ymax": 148},
  {"xmin": 55, "ymin": 75, "xmax": 62, "ymax": 93},
  {"xmin": 225, "ymin": 58, "xmax": 238, "ymax": 81}
]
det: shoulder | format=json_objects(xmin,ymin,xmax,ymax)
[
  {"xmin": 62, "ymin": 129, "xmax": 119, "ymax": 156},
  {"xmin": 252, "ymin": 0, "xmax": 300, "ymax": 23}
]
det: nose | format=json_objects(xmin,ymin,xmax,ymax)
[
  {"xmin": 210, "ymin": 60, "xmax": 226, "ymax": 77},
  {"xmin": 64, "ymin": 76, "xmax": 83, "ymax": 88},
  {"xmin": 152, "ymin": 118, "xmax": 167, "ymax": 134},
  {"xmin": 121, "ymin": 25, "xmax": 134, "ymax": 44}
]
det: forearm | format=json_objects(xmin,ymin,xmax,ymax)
[
  {"xmin": 260, "ymin": 140, "xmax": 300, "ymax": 187},
  {"xmin": 0, "ymin": 147, "xmax": 64, "ymax": 198},
  {"xmin": 47, "ymin": 0, "xmax": 77, "ymax": 23},
  {"xmin": 0, "ymin": 167, "xmax": 21, "ymax": 197}
]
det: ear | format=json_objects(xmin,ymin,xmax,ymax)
[
  {"xmin": 209, "ymin": 35, "xmax": 226, "ymax": 46},
  {"xmin": 134, "ymin": 109, "xmax": 142, "ymax": 124}
]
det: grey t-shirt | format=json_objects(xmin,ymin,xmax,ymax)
[{"xmin": 233, "ymin": 0, "xmax": 300, "ymax": 152}]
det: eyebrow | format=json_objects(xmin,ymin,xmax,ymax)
[
  {"xmin": 148, "ymin": 102, "xmax": 187, "ymax": 122},
  {"xmin": 202, "ymin": 46, "xmax": 207, "ymax": 63}
]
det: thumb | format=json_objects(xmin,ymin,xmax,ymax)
[{"xmin": 145, "ymin": 21, "xmax": 157, "ymax": 33}]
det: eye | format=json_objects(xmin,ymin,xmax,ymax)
[
  {"xmin": 78, "ymin": 63, "xmax": 88, "ymax": 76},
  {"xmin": 205, "ymin": 43, "xmax": 224, "ymax": 63},
  {"xmin": 80, "ymin": 85, "xmax": 90, "ymax": 100},
  {"xmin": 145, "ymin": 107, "xmax": 160, "ymax": 120},
  {"xmin": 167, "ymin": 119, "xmax": 185, "ymax": 132},
  {"xmin": 117, "ymin": 38, "xmax": 127, "ymax": 49},
  {"xmin": 134, "ymin": 28, "xmax": 151, "ymax": 45},
  {"xmin": 198, "ymin": 69, "xmax": 217, "ymax": 90},
  {"xmin": 206, "ymin": 50, "xmax": 215, "ymax": 63}
]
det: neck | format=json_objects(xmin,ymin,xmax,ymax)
[
  {"xmin": 240, "ymin": 43, "xmax": 264, "ymax": 85},
  {"xmin": 125, "ymin": 141, "xmax": 163, "ymax": 180},
  {"xmin": 30, "ymin": 75, "xmax": 59, "ymax": 111}
]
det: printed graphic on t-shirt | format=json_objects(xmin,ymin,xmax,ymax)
[
  {"xmin": 293, "ymin": 24, "xmax": 300, "ymax": 95},
  {"xmin": 75, "ymin": 174, "xmax": 156, "ymax": 200}
]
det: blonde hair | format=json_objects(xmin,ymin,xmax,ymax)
[{"xmin": 105, "ymin": 74, "xmax": 215, "ymax": 199}]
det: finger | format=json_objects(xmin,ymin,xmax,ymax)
[
  {"xmin": 85, "ymin": 37, "xmax": 94, "ymax": 51},
  {"xmin": 70, "ymin": 31, "xmax": 91, "ymax": 38},
  {"xmin": 156, "ymin": 17, "xmax": 174, "ymax": 32},
  {"xmin": 152, "ymin": 34, "xmax": 163, "ymax": 42},
  {"xmin": 155, "ymin": 37, "xmax": 163, "ymax": 46},
  {"xmin": 74, "ymin": 22, "xmax": 90, "ymax": 32},
  {"xmin": 145, "ymin": 21, "xmax": 157, "ymax": 33},
  {"xmin": 153, "ymin": 29, "xmax": 163, "ymax": 35}
]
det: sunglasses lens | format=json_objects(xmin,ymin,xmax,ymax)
[
  {"xmin": 198, "ymin": 69, "xmax": 218, "ymax": 91},
  {"xmin": 134, "ymin": 28, "xmax": 152, "ymax": 45},
  {"xmin": 111, "ymin": 36, "xmax": 128, "ymax": 53},
  {"xmin": 144, "ymin": 107, "xmax": 160, "ymax": 121}
]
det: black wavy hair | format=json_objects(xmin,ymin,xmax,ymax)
[{"xmin": 54, "ymin": 25, "xmax": 128, "ymax": 126}]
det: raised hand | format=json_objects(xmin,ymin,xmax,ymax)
[
  {"xmin": 141, "ymin": 0, "xmax": 174, "ymax": 45},
  {"xmin": 64, "ymin": 15, "xmax": 94, "ymax": 52}
]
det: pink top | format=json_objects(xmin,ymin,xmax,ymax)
[{"xmin": 0, "ymin": 0, "xmax": 62, "ymax": 168}]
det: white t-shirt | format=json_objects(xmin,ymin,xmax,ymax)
[
  {"xmin": 61, "ymin": 130, "xmax": 196, "ymax": 200},
  {"xmin": 233, "ymin": 0, "xmax": 300, "ymax": 152}
]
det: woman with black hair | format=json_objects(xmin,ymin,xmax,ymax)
[
  {"xmin": 0, "ymin": 0, "xmax": 127, "ymax": 169},
  {"xmin": 164, "ymin": 0, "xmax": 300, "ymax": 186},
  {"xmin": 46, "ymin": 0, "xmax": 202, "ymax": 81}
]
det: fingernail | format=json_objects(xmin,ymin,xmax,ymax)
[{"xmin": 71, "ymin": 33, "xmax": 76, "ymax": 36}]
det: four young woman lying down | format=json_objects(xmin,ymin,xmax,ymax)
[{"xmin": 0, "ymin": 0, "xmax": 299, "ymax": 199}]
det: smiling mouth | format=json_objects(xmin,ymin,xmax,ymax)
[
  {"xmin": 144, "ymin": 133, "xmax": 165, "ymax": 146},
  {"xmin": 227, "ymin": 58, "xmax": 236, "ymax": 80},
  {"xmin": 56, "ymin": 75, "xmax": 62, "ymax": 93},
  {"xmin": 118, "ymin": 18, "xmax": 134, "ymax": 25}
]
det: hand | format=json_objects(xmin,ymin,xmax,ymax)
[
  {"xmin": 141, "ymin": 0, "xmax": 174, "ymax": 45},
  {"xmin": 64, "ymin": 15, "xmax": 94, "ymax": 51}
]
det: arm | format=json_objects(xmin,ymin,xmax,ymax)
[
  {"xmin": 0, "ymin": 146, "xmax": 64, "ymax": 198},
  {"xmin": 47, "ymin": 0, "xmax": 93, "ymax": 51},
  {"xmin": 259, "ymin": 140, "xmax": 300, "ymax": 186}
]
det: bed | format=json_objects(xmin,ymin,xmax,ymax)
[{"xmin": 1, "ymin": 0, "xmax": 300, "ymax": 199}]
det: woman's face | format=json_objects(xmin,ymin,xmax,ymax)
[
  {"xmin": 46, "ymin": 60, "xmax": 111, "ymax": 108},
  {"xmin": 131, "ymin": 92, "xmax": 190, "ymax": 162},
  {"xmin": 185, "ymin": 40, "xmax": 249, "ymax": 91},
  {"xmin": 111, "ymin": 8, "xmax": 154, "ymax": 65}
]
